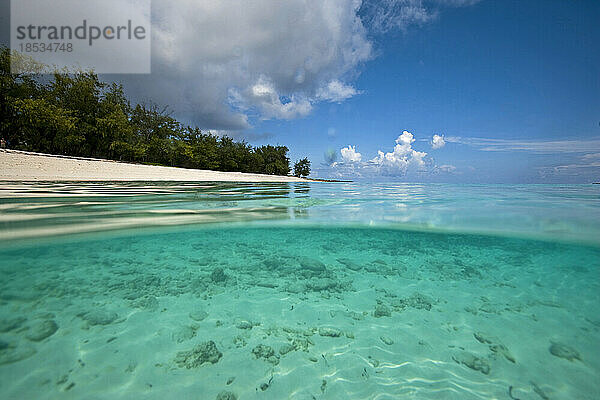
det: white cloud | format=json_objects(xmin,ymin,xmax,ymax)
[
  {"xmin": 397, "ymin": 130, "xmax": 416, "ymax": 145},
  {"xmin": 329, "ymin": 130, "xmax": 431, "ymax": 177},
  {"xmin": 445, "ymin": 136, "xmax": 600, "ymax": 181},
  {"xmin": 538, "ymin": 162, "xmax": 600, "ymax": 178},
  {"xmin": 581, "ymin": 153, "xmax": 600, "ymax": 161},
  {"xmin": 431, "ymin": 134, "xmax": 445, "ymax": 149},
  {"xmin": 359, "ymin": 0, "xmax": 480, "ymax": 33},
  {"xmin": 229, "ymin": 76, "xmax": 359, "ymax": 120},
  {"xmin": 118, "ymin": 0, "xmax": 373, "ymax": 130},
  {"xmin": 360, "ymin": 0, "xmax": 435, "ymax": 33},
  {"xmin": 102, "ymin": 0, "xmax": 481, "ymax": 131},
  {"xmin": 446, "ymin": 136, "xmax": 600, "ymax": 154},
  {"xmin": 370, "ymin": 131, "xmax": 428, "ymax": 174},
  {"xmin": 340, "ymin": 145, "xmax": 362, "ymax": 162},
  {"xmin": 537, "ymin": 152, "xmax": 600, "ymax": 178},
  {"xmin": 229, "ymin": 75, "xmax": 313, "ymax": 120},
  {"xmin": 316, "ymin": 80, "xmax": 360, "ymax": 102},
  {"xmin": 438, "ymin": 164, "xmax": 457, "ymax": 173}
]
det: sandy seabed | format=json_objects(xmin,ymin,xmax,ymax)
[{"xmin": 0, "ymin": 226, "xmax": 598, "ymax": 400}]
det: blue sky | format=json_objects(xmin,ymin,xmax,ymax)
[
  {"xmin": 244, "ymin": 0, "xmax": 600, "ymax": 183},
  {"xmin": 2, "ymin": 0, "xmax": 598, "ymax": 182}
]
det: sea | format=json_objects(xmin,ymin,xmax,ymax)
[{"xmin": 0, "ymin": 182, "xmax": 598, "ymax": 399}]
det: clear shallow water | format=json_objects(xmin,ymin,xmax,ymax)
[{"xmin": 0, "ymin": 182, "xmax": 599, "ymax": 399}]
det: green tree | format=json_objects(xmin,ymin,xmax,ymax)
[
  {"xmin": 293, "ymin": 158, "xmax": 311, "ymax": 178},
  {"xmin": 48, "ymin": 72, "xmax": 104, "ymax": 156},
  {"xmin": 97, "ymin": 83, "xmax": 133, "ymax": 160},
  {"xmin": 180, "ymin": 127, "xmax": 220, "ymax": 170},
  {"xmin": 0, "ymin": 48, "xmax": 45, "ymax": 148},
  {"xmin": 130, "ymin": 103, "xmax": 181, "ymax": 164},
  {"xmin": 0, "ymin": 46, "xmax": 298, "ymax": 177},
  {"xmin": 255, "ymin": 145, "xmax": 290, "ymax": 175},
  {"xmin": 10, "ymin": 98, "xmax": 77, "ymax": 153}
]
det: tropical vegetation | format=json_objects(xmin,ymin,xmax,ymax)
[{"xmin": 0, "ymin": 47, "xmax": 310, "ymax": 177}]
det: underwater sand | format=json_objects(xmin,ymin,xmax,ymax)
[{"xmin": 0, "ymin": 183, "xmax": 599, "ymax": 399}]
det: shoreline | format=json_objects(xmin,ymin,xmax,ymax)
[{"xmin": 0, "ymin": 149, "xmax": 309, "ymax": 182}]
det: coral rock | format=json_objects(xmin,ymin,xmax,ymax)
[{"xmin": 175, "ymin": 341, "xmax": 222, "ymax": 368}]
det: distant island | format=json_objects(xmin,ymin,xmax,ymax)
[{"xmin": 0, "ymin": 47, "xmax": 311, "ymax": 178}]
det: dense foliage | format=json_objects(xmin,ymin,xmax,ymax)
[
  {"xmin": 293, "ymin": 157, "xmax": 311, "ymax": 177},
  {"xmin": 0, "ymin": 48, "xmax": 302, "ymax": 176}
]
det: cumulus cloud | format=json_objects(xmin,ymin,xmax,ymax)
[
  {"xmin": 370, "ymin": 131, "xmax": 428, "ymax": 174},
  {"xmin": 340, "ymin": 145, "xmax": 363, "ymax": 162},
  {"xmin": 0, "ymin": 0, "xmax": 485, "ymax": 132},
  {"xmin": 95, "ymin": 0, "xmax": 482, "ymax": 131},
  {"xmin": 316, "ymin": 80, "xmax": 360, "ymax": 102},
  {"xmin": 431, "ymin": 134, "xmax": 445, "ymax": 149},
  {"xmin": 229, "ymin": 75, "xmax": 313, "ymax": 120},
  {"xmin": 328, "ymin": 130, "xmax": 432, "ymax": 177},
  {"xmin": 116, "ymin": 0, "xmax": 374, "ymax": 130}
]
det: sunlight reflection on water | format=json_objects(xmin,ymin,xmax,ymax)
[{"xmin": 0, "ymin": 182, "xmax": 598, "ymax": 245}]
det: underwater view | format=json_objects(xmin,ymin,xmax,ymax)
[{"xmin": 0, "ymin": 182, "xmax": 599, "ymax": 400}]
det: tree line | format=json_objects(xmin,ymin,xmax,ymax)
[{"xmin": 0, "ymin": 47, "xmax": 311, "ymax": 177}]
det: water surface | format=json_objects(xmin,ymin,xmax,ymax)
[{"xmin": 0, "ymin": 182, "xmax": 598, "ymax": 399}]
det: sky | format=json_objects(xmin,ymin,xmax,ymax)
[{"xmin": 1, "ymin": 0, "xmax": 599, "ymax": 182}]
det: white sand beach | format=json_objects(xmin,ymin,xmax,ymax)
[{"xmin": 0, "ymin": 150, "xmax": 306, "ymax": 182}]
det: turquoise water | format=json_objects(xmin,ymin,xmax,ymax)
[{"xmin": 0, "ymin": 183, "xmax": 599, "ymax": 399}]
